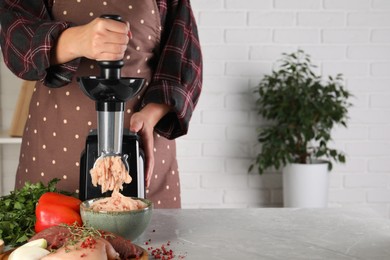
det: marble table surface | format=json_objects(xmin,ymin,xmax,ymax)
[{"xmin": 135, "ymin": 207, "xmax": 390, "ymax": 260}]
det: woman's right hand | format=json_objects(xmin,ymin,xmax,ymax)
[{"xmin": 52, "ymin": 17, "xmax": 130, "ymax": 64}]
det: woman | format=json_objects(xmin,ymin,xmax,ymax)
[{"xmin": 0, "ymin": 0, "xmax": 202, "ymax": 208}]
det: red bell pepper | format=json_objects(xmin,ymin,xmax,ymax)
[
  {"xmin": 35, "ymin": 192, "xmax": 82, "ymax": 233},
  {"xmin": 38, "ymin": 192, "xmax": 82, "ymax": 213}
]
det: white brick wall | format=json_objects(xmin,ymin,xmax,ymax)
[
  {"xmin": 179, "ymin": 0, "xmax": 390, "ymax": 216},
  {"xmin": 1, "ymin": 0, "xmax": 390, "ymax": 217}
]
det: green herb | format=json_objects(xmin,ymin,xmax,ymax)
[
  {"xmin": 64, "ymin": 223, "xmax": 111, "ymax": 242},
  {"xmin": 60, "ymin": 223, "xmax": 115, "ymax": 252},
  {"xmin": 0, "ymin": 178, "xmax": 61, "ymax": 247}
]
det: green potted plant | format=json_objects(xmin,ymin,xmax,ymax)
[{"xmin": 249, "ymin": 49, "xmax": 352, "ymax": 207}]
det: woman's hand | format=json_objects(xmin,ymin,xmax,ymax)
[
  {"xmin": 129, "ymin": 103, "xmax": 170, "ymax": 187},
  {"xmin": 52, "ymin": 17, "xmax": 130, "ymax": 64}
]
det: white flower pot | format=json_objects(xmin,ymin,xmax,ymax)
[{"xmin": 282, "ymin": 161, "xmax": 329, "ymax": 208}]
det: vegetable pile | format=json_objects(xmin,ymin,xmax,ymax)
[{"xmin": 0, "ymin": 179, "xmax": 81, "ymax": 247}]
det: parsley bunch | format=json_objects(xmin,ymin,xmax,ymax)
[{"xmin": 0, "ymin": 178, "xmax": 61, "ymax": 247}]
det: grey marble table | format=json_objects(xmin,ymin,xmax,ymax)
[{"xmin": 135, "ymin": 208, "xmax": 390, "ymax": 260}]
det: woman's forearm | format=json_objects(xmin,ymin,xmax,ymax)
[
  {"xmin": 51, "ymin": 26, "xmax": 82, "ymax": 64},
  {"xmin": 139, "ymin": 103, "xmax": 171, "ymax": 128}
]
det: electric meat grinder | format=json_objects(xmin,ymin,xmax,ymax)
[{"xmin": 78, "ymin": 15, "xmax": 145, "ymax": 201}]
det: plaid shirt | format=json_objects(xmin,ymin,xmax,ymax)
[{"xmin": 0, "ymin": 0, "xmax": 202, "ymax": 139}]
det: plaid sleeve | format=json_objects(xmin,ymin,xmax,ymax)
[
  {"xmin": 0, "ymin": 0, "xmax": 79, "ymax": 88},
  {"xmin": 145, "ymin": 0, "xmax": 203, "ymax": 139}
]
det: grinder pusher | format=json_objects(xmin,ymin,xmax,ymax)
[{"xmin": 78, "ymin": 15, "xmax": 145, "ymax": 201}]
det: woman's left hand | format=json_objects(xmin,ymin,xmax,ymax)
[{"xmin": 129, "ymin": 103, "xmax": 170, "ymax": 187}]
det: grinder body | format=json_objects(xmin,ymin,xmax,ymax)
[{"xmin": 78, "ymin": 68, "xmax": 145, "ymax": 202}]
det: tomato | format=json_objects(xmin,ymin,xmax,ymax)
[{"xmin": 38, "ymin": 192, "xmax": 81, "ymax": 213}]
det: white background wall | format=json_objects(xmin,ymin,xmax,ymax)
[
  {"xmin": 1, "ymin": 0, "xmax": 390, "ymax": 217},
  {"xmin": 178, "ymin": 0, "xmax": 390, "ymax": 215},
  {"xmin": 0, "ymin": 56, "xmax": 22, "ymax": 195}
]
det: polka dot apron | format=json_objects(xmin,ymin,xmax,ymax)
[{"xmin": 15, "ymin": 0, "xmax": 181, "ymax": 208}]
